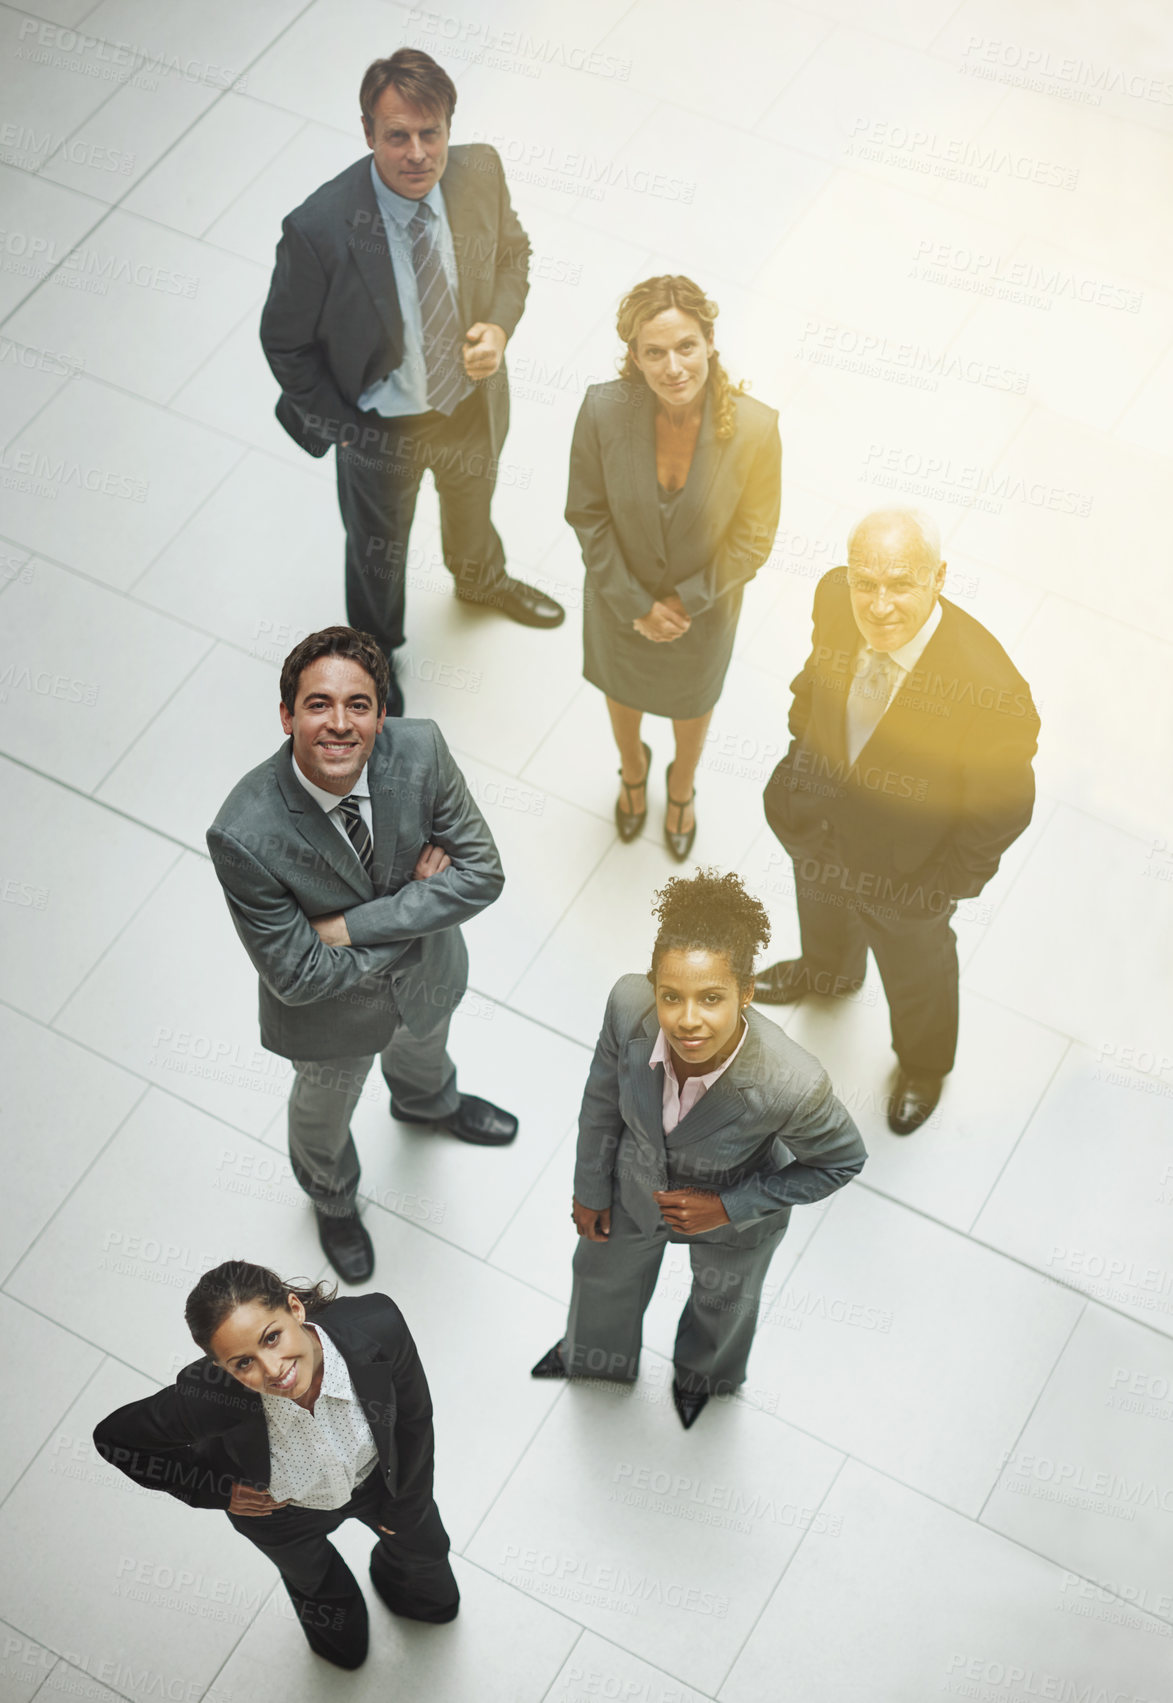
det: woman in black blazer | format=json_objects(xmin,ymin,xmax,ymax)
[
  {"xmin": 93, "ymin": 1261, "xmax": 457, "ymax": 1671},
  {"xmin": 566, "ymin": 275, "xmax": 782, "ymax": 859}
]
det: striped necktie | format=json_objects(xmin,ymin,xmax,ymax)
[
  {"xmin": 408, "ymin": 202, "xmax": 470, "ymax": 416},
  {"xmin": 335, "ymin": 795, "xmax": 373, "ymax": 873},
  {"xmin": 844, "ymin": 648, "xmax": 897, "ymax": 766}
]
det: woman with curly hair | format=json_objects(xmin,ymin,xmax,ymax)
[
  {"xmin": 93, "ymin": 1261, "xmax": 458, "ymax": 1670},
  {"xmin": 532, "ymin": 871, "xmax": 866, "ymax": 1428},
  {"xmin": 566, "ymin": 275, "xmax": 782, "ymax": 859}
]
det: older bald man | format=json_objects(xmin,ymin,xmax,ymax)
[{"xmin": 758, "ymin": 510, "xmax": 1039, "ymax": 1133}]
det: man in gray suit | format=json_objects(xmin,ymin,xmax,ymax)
[
  {"xmin": 533, "ymin": 871, "xmax": 867, "ymax": 1428},
  {"xmin": 207, "ymin": 626, "xmax": 515, "ymax": 1282},
  {"xmin": 260, "ymin": 47, "xmax": 563, "ymax": 711}
]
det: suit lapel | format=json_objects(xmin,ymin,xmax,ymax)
[
  {"xmin": 623, "ymin": 385, "xmax": 666, "ymax": 570},
  {"xmin": 438, "ymin": 151, "xmax": 476, "ymax": 325},
  {"xmin": 346, "ymin": 158, "xmax": 404, "ymax": 347},
  {"xmin": 318, "ymin": 1309, "xmax": 398, "ymax": 1485},
  {"xmin": 664, "ymin": 1014, "xmax": 759, "ymax": 1151},
  {"xmin": 667, "ymin": 385, "xmax": 723, "ymax": 544},
  {"xmin": 625, "ymin": 1026, "xmax": 667, "ymax": 1147},
  {"xmin": 275, "ymin": 744, "xmax": 373, "ymax": 899},
  {"xmin": 856, "ymin": 598, "xmax": 955, "ymax": 767},
  {"xmin": 366, "ymin": 734, "xmax": 402, "ymax": 893}
]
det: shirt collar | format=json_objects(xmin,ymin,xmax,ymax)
[
  {"xmin": 291, "ymin": 753, "xmax": 369, "ymax": 816},
  {"xmin": 868, "ymin": 598, "xmax": 943, "ymax": 675},
  {"xmin": 650, "ymin": 1014, "xmax": 749, "ymax": 1087},
  {"xmin": 368, "ymin": 156, "xmax": 444, "ymax": 227},
  {"xmin": 309, "ymin": 1322, "xmax": 353, "ymax": 1401}
]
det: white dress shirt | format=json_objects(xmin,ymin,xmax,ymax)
[
  {"xmin": 261, "ymin": 1322, "xmax": 379, "ymax": 1510},
  {"xmin": 291, "ymin": 755, "xmax": 373, "ymax": 864},
  {"xmin": 358, "ymin": 159, "xmax": 462, "ymax": 418},
  {"xmin": 649, "ymin": 1017, "xmax": 749, "ymax": 1135},
  {"xmin": 855, "ymin": 597, "xmax": 943, "ymax": 711}
]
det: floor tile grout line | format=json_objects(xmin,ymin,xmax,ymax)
[
  {"xmin": 536, "ymin": 1625, "xmax": 587, "ymax": 1703},
  {"xmin": 714, "ymin": 1453, "xmax": 851, "ymax": 1694},
  {"xmin": 974, "ymin": 1298, "xmax": 1089, "ymax": 1523},
  {"xmin": 44, "ymin": 841, "xmax": 188, "ymax": 1028},
  {"xmin": 0, "ymin": 1074, "xmax": 150, "ymax": 1294},
  {"xmin": 460, "ymin": 1380, "xmax": 577, "ymax": 1556},
  {"xmin": 482, "ymin": 1115, "xmax": 578, "ymax": 1266},
  {"xmin": 1104, "ymin": 328, "xmax": 1173, "ymax": 436},
  {"xmin": 159, "ymin": 292, "xmax": 265, "ymax": 413},
  {"xmin": 965, "ymin": 1038, "xmax": 1073, "ymax": 1235},
  {"xmin": 0, "ymin": 1342, "xmax": 111, "ymax": 1515},
  {"xmin": 122, "ymin": 442, "xmax": 252, "ymax": 596},
  {"xmin": 88, "ymin": 633, "xmax": 217, "ymax": 795},
  {"xmin": 193, "ymin": 114, "xmax": 314, "ymax": 245}
]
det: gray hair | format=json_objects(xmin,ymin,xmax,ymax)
[{"xmin": 847, "ymin": 508, "xmax": 942, "ymax": 567}]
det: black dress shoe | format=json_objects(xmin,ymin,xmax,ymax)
[
  {"xmin": 616, "ymin": 740, "xmax": 651, "ymax": 842},
  {"xmin": 315, "ymin": 1207, "xmax": 374, "ymax": 1283},
  {"xmin": 664, "ymin": 762, "xmax": 697, "ymax": 863},
  {"xmin": 672, "ymin": 1382, "xmax": 709, "ymax": 1430},
  {"xmin": 887, "ymin": 1070, "xmax": 943, "ymax": 1135},
  {"xmin": 456, "ymin": 576, "xmax": 565, "ymax": 628},
  {"xmin": 753, "ymin": 958, "xmax": 864, "ymax": 1005},
  {"xmin": 530, "ymin": 1343, "xmax": 568, "ymax": 1379},
  {"xmin": 396, "ymin": 1092, "xmax": 518, "ymax": 1146}
]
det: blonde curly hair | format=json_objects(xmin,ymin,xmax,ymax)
[{"xmin": 616, "ymin": 275, "xmax": 745, "ymax": 441}]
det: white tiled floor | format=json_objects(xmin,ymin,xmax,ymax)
[{"xmin": 0, "ymin": 2, "xmax": 1169, "ymax": 1700}]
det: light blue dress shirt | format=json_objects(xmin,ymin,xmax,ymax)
[{"xmin": 358, "ymin": 157, "xmax": 464, "ymax": 419}]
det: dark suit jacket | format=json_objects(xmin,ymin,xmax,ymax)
[
  {"xmin": 260, "ymin": 147, "xmax": 530, "ymax": 454},
  {"xmin": 763, "ymin": 569, "xmax": 1040, "ymax": 902},
  {"xmin": 566, "ymin": 379, "xmax": 781, "ymax": 623},
  {"xmin": 92, "ymin": 1294, "xmax": 436, "ymax": 1528},
  {"xmin": 206, "ymin": 719, "xmax": 503, "ymax": 1061},
  {"xmin": 574, "ymin": 975, "xmax": 866, "ymax": 1249}
]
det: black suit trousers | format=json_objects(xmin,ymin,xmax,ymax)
[
  {"xmin": 228, "ymin": 1472, "xmax": 457, "ymax": 1666},
  {"xmin": 787, "ymin": 835, "xmax": 960, "ymax": 1075},
  {"xmin": 336, "ymin": 387, "xmax": 507, "ymax": 654}
]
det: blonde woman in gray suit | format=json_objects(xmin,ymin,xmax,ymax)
[{"xmin": 567, "ymin": 277, "xmax": 781, "ymax": 859}]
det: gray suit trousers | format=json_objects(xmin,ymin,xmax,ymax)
[
  {"xmin": 563, "ymin": 1195, "xmax": 785, "ymax": 1397},
  {"xmin": 289, "ymin": 1015, "xmax": 460, "ymax": 1216}
]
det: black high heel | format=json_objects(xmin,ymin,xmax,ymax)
[
  {"xmin": 615, "ymin": 740, "xmax": 651, "ymax": 842},
  {"xmin": 664, "ymin": 761, "xmax": 697, "ymax": 862}
]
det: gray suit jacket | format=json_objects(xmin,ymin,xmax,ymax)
[
  {"xmin": 566, "ymin": 379, "xmax": 781, "ymax": 622},
  {"xmin": 260, "ymin": 147, "xmax": 530, "ymax": 455},
  {"xmin": 574, "ymin": 975, "xmax": 866, "ymax": 1248},
  {"xmin": 206, "ymin": 720, "xmax": 503, "ymax": 1061}
]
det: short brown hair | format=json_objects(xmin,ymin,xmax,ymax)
[
  {"xmin": 360, "ymin": 48, "xmax": 457, "ymax": 129},
  {"xmin": 280, "ymin": 626, "xmax": 390, "ymax": 712}
]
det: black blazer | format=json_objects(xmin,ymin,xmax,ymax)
[
  {"xmin": 92, "ymin": 1294, "xmax": 436, "ymax": 1528},
  {"xmin": 763, "ymin": 568, "xmax": 1040, "ymax": 900},
  {"xmin": 260, "ymin": 147, "xmax": 530, "ymax": 455}
]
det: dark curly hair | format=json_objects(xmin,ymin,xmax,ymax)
[
  {"xmin": 279, "ymin": 625, "xmax": 390, "ymax": 713},
  {"xmin": 185, "ymin": 1260, "xmax": 336, "ymax": 1356},
  {"xmin": 648, "ymin": 868, "xmax": 771, "ymax": 991}
]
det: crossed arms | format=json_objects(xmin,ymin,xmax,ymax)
[{"xmin": 206, "ymin": 725, "xmax": 502, "ymax": 1008}]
